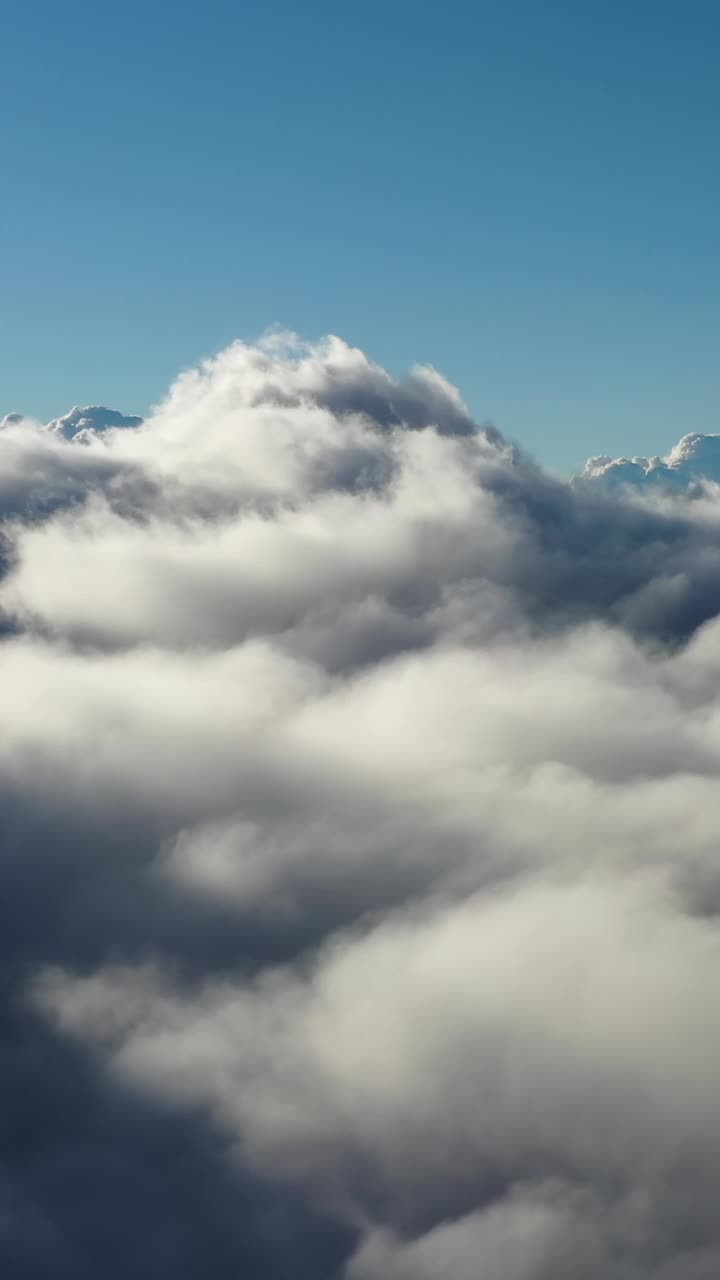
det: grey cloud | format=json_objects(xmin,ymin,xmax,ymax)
[
  {"xmin": 0, "ymin": 419, "xmax": 156, "ymax": 526},
  {"xmin": 4, "ymin": 335, "xmax": 720, "ymax": 1277},
  {"xmin": 345, "ymin": 1186, "xmax": 618, "ymax": 1280}
]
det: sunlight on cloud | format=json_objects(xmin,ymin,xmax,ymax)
[{"xmin": 4, "ymin": 335, "xmax": 720, "ymax": 1277}]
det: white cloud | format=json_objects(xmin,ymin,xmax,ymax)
[
  {"xmin": 579, "ymin": 432, "xmax": 720, "ymax": 493},
  {"xmin": 3, "ymin": 335, "xmax": 720, "ymax": 1277}
]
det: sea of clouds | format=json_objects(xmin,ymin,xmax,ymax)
[{"xmin": 3, "ymin": 334, "xmax": 720, "ymax": 1278}]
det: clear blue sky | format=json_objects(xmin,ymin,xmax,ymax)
[{"xmin": 3, "ymin": 0, "xmax": 720, "ymax": 471}]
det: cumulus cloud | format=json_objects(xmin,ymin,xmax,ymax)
[
  {"xmin": 3, "ymin": 333, "xmax": 720, "ymax": 1277},
  {"xmin": 579, "ymin": 431, "xmax": 720, "ymax": 494}
]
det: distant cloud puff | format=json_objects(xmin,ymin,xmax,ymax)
[
  {"xmin": 46, "ymin": 405, "xmax": 144, "ymax": 442},
  {"xmin": 4, "ymin": 335, "xmax": 720, "ymax": 1277},
  {"xmin": 579, "ymin": 430, "xmax": 720, "ymax": 492}
]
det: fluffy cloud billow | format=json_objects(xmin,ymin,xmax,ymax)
[{"xmin": 4, "ymin": 334, "xmax": 720, "ymax": 1278}]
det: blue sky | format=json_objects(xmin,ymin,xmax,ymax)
[{"xmin": 3, "ymin": 0, "xmax": 720, "ymax": 471}]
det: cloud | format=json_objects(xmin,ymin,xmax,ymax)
[
  {"xmin": 3, "ymin": 334, "xmax": 720, "ymax": 1276},
  {"xmin": 45, "ymin": 405, "xmax": 144, "ymax": 443},
  {"xmin": 579, "ymin": 432, "xmax": 720, "ymax": 494}
]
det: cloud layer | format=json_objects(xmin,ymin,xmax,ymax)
[{"xmin": 3, "ymin": 334, "xmax": 720, "ymax": 1278}]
